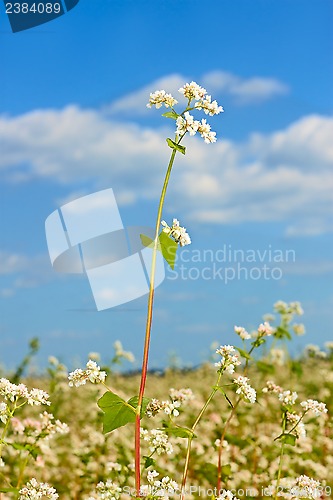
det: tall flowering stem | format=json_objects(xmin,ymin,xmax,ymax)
[
  {"xmin": 135, "ymin": 147, "xmax": 178, "ymax": 495},
  {"xmin": 135, "ymin": 82, "xmax": 223, "ymax": 495}
]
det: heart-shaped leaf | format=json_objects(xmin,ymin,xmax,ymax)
[{"xmin": 98, "ymin": 391, "xmax": 150, "ymax": 434}]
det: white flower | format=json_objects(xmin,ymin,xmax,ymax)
[
  {"xmin": 233, "ymin": 376, "xmax": 256, "ymax": 404},
  {"xmin": 19, "ymin": 478, "xmax": 59, "ymax": 500},
  {"xmin": 262, "ymin": 380, "xmax": 283, "ymax": 394},
  {"xmin": 27, "ymin": 388, "xmax": 50, "ymax": 406},
  {"xmin": 169, "ymin": 387, "xmax": 194, "ymax": 403},
  {"xmin": 147, "ymin": 469, "xmax": 159, "ymax": 482},
  {"xmin": 178, "ymin": 81, "xmax": 207, "ymax": 101},
  {"xmin": 292, "ymin": 323, "xmax": 305, "ymax": 335},
  {"xmin": 162, "ymin": 400, "xmax": 181, "ymax": 417},
  {"xmin": 257, "ymin": 321, "xmax": 275, "ymax": 336},
  {"xmin": 142, "ymin": 428, "xmax": 173, "ymax": 455},
  {"xmin": 234, "ymin": 325, "xmax": 251, "ymax": 340},
  {"xmin": 195, "ymin": 94, "xmax": 224, "ymax": 116},
  {"xmin": 217, "ymin": 490, "xmax": 240, "ymax": 500},
  {"xmin": 0, "ymin": 402, "xmax": 8, "ymax": 424},
  {"xmin": 161, "ymin": 219, "xmax": 191, "ymax": 247},
  {"xmin": 0, "ymin": 378, "xmax": 29, "ymax": 402},
  {"xmin": 215, "ymin": 345, "xmax": 241, "ymax": 374},
  {"xmin": 300, "ymin": 399, "xmax": 328, "ymax": 416},
  {"xmin": 147, "ymin": 90, "xmax": 178, "ymax": 109},
  {"xmin": 278, "ymin": 390, "xmax": 298, "ymax": 406},
  {"xmin": 197, "ymin": 118, "xmax": 217, "ymax": 143},
  {"xmin": 68, "ymin": 360, "xmax": 106, "ymax": 387},
  {"xmin": 176, "ymin": 111, "xmax": 199, "ymax": 136},
  {"xmin": 146, "ymin": 398, "xmax": 163, "ymax": 418},
  {"xmin": 286, "ymin": 412, "xmax": 306, "ymax": 438},
  {"xmin": 291, "ymin": 475, "xmax": 321, "ymax": 499}
]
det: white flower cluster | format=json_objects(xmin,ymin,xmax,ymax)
[
  {"xmin": 146, "ymin": 388, "xmax": 193, "ymax": 418},
  {"xmin": 215, "ymin": 345, "xmax": 241, "ymax": 374},
  {"xmin": 278, "ymin": 390, "xmax": 298, "ymax": 406},
  {"xmin": 300, "ymin": 399, "xmax": 328, "ymax": 416},
  {"xmin": 234, "ymin": 325, "xmax": 251, "ymax": 340},
  {"xmin": 169, "ymin": 387, "xmax": 194, "ymax": 403},
  {"xmin": 147, "ymin": 90, "xmax": 178, "ymax": 109},
  {"xmin": 11, "ymin": 412, "xmax": 69, "ymax": 438},
  {"xmin": 286, "ymin": 412, "xmax": 306, "ymax": 438},
  {"xmin": 292, "ymin": 323, "xmax": 305, "ymax": 336},
  {"xmin": 292, "ymin": 475, "xmax": 322, "ymax": 499},
  {"xmin": 216, "ymin": 490, "xmax": 240, "ymax": 500},
  {"xmin": 141, "ymin": 428, "xmax": 173, "ymax": 455},
  {"xmin": 274, "ymin": 300, "xmax": 304, "ymax": 316},
  {"xmin": 148, "ymin": 81, "xmax": 223, "ymax": 144},
  {"xmin": 68, "ymin": 360, "xmax": 106, "ymax": 387},
  {"xmin": 161, "ymin": 218, "xmax": 191, "ymax": 247},
  {"xmin": 87, "ymin": 480, "xmax": 122, "ymax": 500},
  {"xmin": 176, "ymin": 112, "xmax": 217, "ymax": 143},
  {"xmin": 305, "ymin": 344, "xmax": 327, "ymax": 359},
  {"xmin": 140, "ymin": 470, "xmax": 179, "ymax": 499},
  {"xmin": 233, "ymin": 376, "xmax": 256, "ymax": 404},
  {"xmin": 0, "ymin": 378, "xmax": 50, "ymax": 406},
  {"xmin": 146, "ymin": 398, "xmax": 164, "ymax": 418},
  {"xmin": 162, "ymin": 399, "xmax": 181, "ymax": 417},
  {"xmin": 179, "ymin": 81, "xmax": 207, "ymax": 101},
  {"xmin": 0, "ymin": 401, "xmax": 8, "ymax": 423},
  {"xmin": 19, "ymin": 478, "xmax": 58, "ymax": 500},
  {"xmin": 257, "ymin": 321, "xmax": 275, "ymax": 337},
  {"xmin": 113, "ymin": 340, "xmax": 135, "ymax": 362},
  {"xmin": 262, "ymin": 380, "xmax": 283, "ymax": 394}
]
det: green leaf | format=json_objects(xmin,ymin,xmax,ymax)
[
  {"xmin": 0, "ymin": 488, "xmax": 19, "ymax": 494},
  {"xmin": 162, "ymin": 111, "xmax": 179, "ymax": 120},
  {"xmin": 127, "ymin": 396, "xmax": 150, "ymax": 417},
  {"xmin": 235, "ymin": 347, "xmax": 252, "ymax": 360},
  {"xmin": 163, "ymin": 425, "xmax": 195, "ymax": 439},
  {"xmin": 158, "ymin": 231, "xmax": 178, "ymax": 270},
  {"xmin": 290, "ymin": 360, "xmax": 303, "ymax": 377},
  {"xmin": 98, "ymin": 391, "xmax": 149, "ymax": 434},
  {"xmin": 256, "ymin": 360, "xmax": 275, "ymax": 374},
  {"xmin": 140, "ymin": 234, "xmax": 155, "ymax": 249},
  {"xmin": 144, "ymin": 456, "xmax": 155, "ymax": 468},
  {"xmin": 221, "ymin": 463, "xmax": 232, "ymax": 479},
  {"xmin": 280, "ymin": 433, "xmax": 297, "ymax": 446},
  {"xmin": 11, "ymin": 442, "xmax": 39, "ymax": 459},
  {"xmin": 166, "ymin": 138, "xmax": 186, "ymax": 155},
  {"xmin": 275, "ymin": 326, "xmax": 292, "ymax": 340}
]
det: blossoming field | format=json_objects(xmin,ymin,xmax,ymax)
[
  {"xmin": 1, "ymin": 82, "xmax": 332, "ymax": 499},
  {"xmin": 0, "ymin": 302, "xmax": 332, "ymax": 500}
]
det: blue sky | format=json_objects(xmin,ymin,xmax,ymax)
[{"xmin": 0, "ymin": 0, "xmax": 332, "ymax": 370}]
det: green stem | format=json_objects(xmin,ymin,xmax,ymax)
[
  {"xmin": 180, "ymin": 371, "xmax": 223, "ymax": 499},
  {"xmin": 135, "ymin": 145, "xmax": 179, "ymax": 496},
  {"xmin": 274, "ymin": 412, "xmax": 287, "ymax": 500},
  {"xmin": 216, "ymin": 397, "xmax": 240, "ymax": 491}
]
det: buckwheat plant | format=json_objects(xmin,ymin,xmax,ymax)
[
  {"xmin": 58, "ymin": 83, "xmax": 331, "ymax": 500},
  {"xmin": 0, "ymin": 378, "xmax": 66, "ymax": 495}
]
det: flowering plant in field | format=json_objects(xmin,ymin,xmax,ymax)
[{"xmin": 3, "ymin": 80, "xmax": 331, "ymax": 499}]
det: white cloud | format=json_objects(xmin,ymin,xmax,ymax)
[
  {"xmin": 106, "ymin": 74, "xmax": 187, "ymax": 115},
  {"xmin": 106, "ymin": 70, "xmax": 289, "ymax": 115},
  {"xmin": 0, "ymin": 252, "xmax": 29, "ymax": 275},
  {"xmin": 202, "ymin": 70, "xmax": 289, "ymax": 104},
  {"xmin": 0, "ymin": 251, "xmax": 56, "ymax": 297},
  {"xmin": 0, "ymin": 105, "xmax": 332, "ymax": 236}
]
